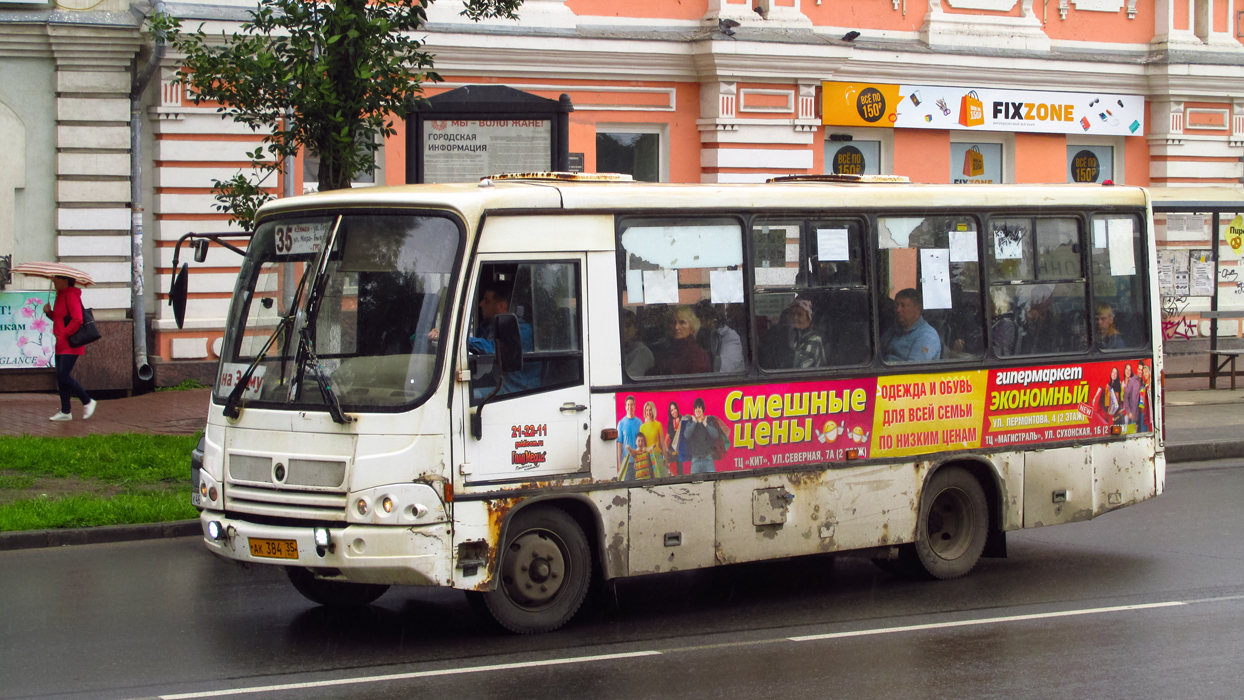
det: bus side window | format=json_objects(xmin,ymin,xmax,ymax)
[
  {"xmin": 753, "ymin": 218, "xmax": 871, "ymax": 371},
  {"xmin": 1090, "ymin": 214, "xmax": 1147, "ymax": 351},
  {"xmin": 618, "ymin": 217, "xmax": 748, "ymax": 378},
  {"xmin": 988, "ymin": 216, "xmax": 1090, "ymax": 357},
  {"xmin": 876, "ymin": 215, "xmax": 984, "ymax": 364}
]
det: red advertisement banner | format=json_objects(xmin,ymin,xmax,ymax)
[{"xmin": 614, "ymin": 358, "xmax": 1154, "ymax": 481}]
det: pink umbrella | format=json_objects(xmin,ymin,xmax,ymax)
[{"xmin": 11, "ymin": 262, "xmax": 94, "ymax": 286}]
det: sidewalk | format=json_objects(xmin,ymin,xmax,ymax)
[
  {"xmin": 1, "ymin": 387, "xmax": 1241, "ymax": 461},
  {"xmin": 0, "ymin": 389, "xmax": 210, "ymax": 437}
]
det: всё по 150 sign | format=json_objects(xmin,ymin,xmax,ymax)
[{"xmin": 822, "ymin": 82, "xmax": 1144, "ymax": 137}]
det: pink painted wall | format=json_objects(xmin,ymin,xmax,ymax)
[{"xmin": 894, "ymin": 129, "xmax": 950, "ymax": 183}]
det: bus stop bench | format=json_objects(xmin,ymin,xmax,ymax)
[{"xmin": 1211, "ymin": 350, "xmax": 1244, "ymax": 389}]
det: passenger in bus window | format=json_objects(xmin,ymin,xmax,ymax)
[
  {"xmin": 1096, "ymin": 302, "xmax": 1126, "ymax": 350},
  {"xmin": 467, "ymin": 284, "xmax": 540, "ymax": 393},
  {"xmin": 654, "ymin": 305, "xmax": 711, "ymax": 375},
  {"xmin": 881, "ymin": 288, "xmax": 941, "ymax": 363},
  {"xmin": 622, "ymin": 310, "xmax": 654, "ymax": 377},
  {"xmin": 989, "ymin": 288, "xmax": 1020, "ymax": 357},
  {"xmin": 760, "ymin": 299, "xmax": 827, "ymax": 370},
  {"xmin": 694, "ymin": 300, "xmax": 744, "ymax": 373}
]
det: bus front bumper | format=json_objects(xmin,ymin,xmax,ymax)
[{"xmin": 199, "ymin": 513, "xmax": 453, "ymax": 587}]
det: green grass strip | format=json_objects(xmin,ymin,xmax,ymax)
[
  {"xmin": 0, "ymin": 434, "xmax": 200, "ymax": 484},
  {"xmin": 0, "ymin": 490, "xmax": 198, "ymax": 532}
]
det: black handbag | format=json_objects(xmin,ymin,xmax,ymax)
[{"xmin": 67, "ymin": 306, "xmax": 102, "ymax": 348}]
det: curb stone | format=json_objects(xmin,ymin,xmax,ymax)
[
  {"xmin": 1, "ymin": 440, "xmax": 1240, "ymax": 552},
  {"xmin": 0, "ymin": 519, "xmax": 200, "ymax": 551},
  {"xmin": 1165, "ymin": 441, "xmax": 1244, "ymax": 464}
]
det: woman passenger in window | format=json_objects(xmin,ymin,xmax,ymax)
[
  {"xmin": 785, "ymin": 299, "xmax": 827, "ymax": 369},
  {"xmin": 654, "ymin": 305, "xmax": 710, "ymax": 375},
  {"xmin": 694, "ymin": 300, "xmax": 745, "ymax": 373}
]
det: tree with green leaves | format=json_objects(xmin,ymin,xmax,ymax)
[{"xmin": 163, "ymin": 0, "xmax": 523, "ymax": 230}]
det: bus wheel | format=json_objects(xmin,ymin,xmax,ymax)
[
  {"xmin": 287, "ymin": 567, "xmax": 389, "ymax": 607},
  {"xmin": 913, "ymin": 467, "xmax": 988, "ymax": 580},
  {"xmin": 483, "ymin": 507, "xmax": 591, "ymax": 634}
]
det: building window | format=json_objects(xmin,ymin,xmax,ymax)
[
  {"xmin": 597, "ymin": 125, "xmax": 667, "ymax": 182},
  {"xmin": 1067, "ymin": 145, "xmax": 1115, "ymax": 184},
  {"xmin": 826, "ymin": 140, "xmax": 881, "ymax": 176},
  {"xmin": 950, "ymin": 142, "xmax": 1003, "ymax": 184}
]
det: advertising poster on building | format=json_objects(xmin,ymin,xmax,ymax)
[
  {"xmin": 1067, "ymin": 146, "xmax": 1114, "ymax": 183},
  {"xmin": 423, "ymin": 119, "xmax": 551, "ymax": 183},
  {"xmin": 822, "ymin": 82, "xmax": 1144, "ymax": 137},
  {"xmin": 828, "ymin": 141, "xmax": 880, "ymax": 175},
  {"xmin": 0, "ymin": 291, "xmax": 55, "ymax": 369},
  {"xmin": 613, "ymin": 359, "xmax": 1154, "ymax": 481}
]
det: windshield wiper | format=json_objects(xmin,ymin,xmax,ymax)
[
  {"xmin": 222, "ymin": 313, "xmax": 291, "ymax": 420},
  {"xmin": 298, "ymin": 326, "xmax": 353, "ymax": 425},
  {"xmin": 290, "ymin": 216, "xmax": 344, "ymax": 405}
]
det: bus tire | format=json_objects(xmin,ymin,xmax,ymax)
[
  {"xmin": 913, "ymin": 466, "xmax": 989, "ymax": 580},
  {"xmin": 483, "ymin": 506, "xmax": 591, "ymax": 634},
  {"xmin": 286, "ymin": 567, "xmax": 389, "ymax": 608}
]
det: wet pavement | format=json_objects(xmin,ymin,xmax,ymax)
[
  {"xmin": 0, "ymin": 388, "xmax": 210, "ymax": 437},
  {"xmin": 1, "ymin": 462, "xmax": 1242, "ymax": 700}
]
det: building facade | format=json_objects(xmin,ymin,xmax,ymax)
[{"xmin": 3, "ymin": 0, "xmax": 1244, "ymax": 388}]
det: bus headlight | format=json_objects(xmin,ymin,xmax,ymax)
[
  {"xmin": 381, "ymin": 496, "xmax": 394, "ymax": 514},
  {"xmin": 346, "ymin": 484, "xmax": 447, "ymax": 525},
  {"xmin": 207, "ymin": 520, "xmax": 224, "ymax": 540},
  {"xmin": 356, "ymin": 498, "xmax": 368, "ymax": 516}
]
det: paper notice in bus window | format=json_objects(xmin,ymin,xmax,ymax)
[
  {"xmin": 993, "ymin": 229, "xmax": 1023, "ymax": 260},
  {"xmin": 817, "ymin": 228, "xmax": 850, "ymax": 261},
  {"xmin": 643, "ymin": 269, "xmax": 679, "ymax": 304},
  {"xmin": 949, "ymin": 230, "xmax": 977, "ymax": 262},
  {"xmin": 626, "ymin": 270, "xmax": 645, "ymax": 304},
  {"xmin": 1107, "ymin": 219, "xmax": 1136, "ymax": 275},
  {"xmin": 920, "ymin": 249, "xmax": 952, "ymax": 309},
  {"xmin": 710, "ymin": 269, "xmax": 744, "ymax": 304},
  {"xmin": 218, "ymin": 363, "xmax": 266, "ymax": 400},
  {"xmin": 754, "ymin": 266, "xmax": 799, "ymax": 287},
  {"xmin": 1093, "ymin": 219, "xmax": 1107, "ymax": 249}
]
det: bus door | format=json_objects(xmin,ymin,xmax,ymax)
[{"xmin": 457, "ymin": 255, "xmax": 590, "ymax": 483}]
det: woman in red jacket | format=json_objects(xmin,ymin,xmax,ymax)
[{"xmin": 42, "ymin": 276, "xmax": 96, "ymax": 421}]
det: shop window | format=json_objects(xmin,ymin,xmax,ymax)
[
  {"xmin": 987, "ymin": 216, "xmax": 1089, "ymax": 357},
  {"xmin": 877, "ymin": 215, "xmax": 984, "ymax": 364},
  {"xmin": 598, "ymin": 131, "xmax": 661, "ymax": 182},
  {"xmin": 618, "ymin": 218, "xmax": 747, "ymax": 378},
  {"xmin": 753, "ymin": 218, "xmax": 870, "ymax": 370},
  {"xmin": 1067, "ymin": 146, "xmax": 1115, "ymax": 184},
  {"xmin": 826, "ymin": 140, "xmax": 881, "ymax": 176},
  {"xmin": 951, "ymin": 142, "xmax": 1003, "ymax": 184},
  {"xmin": 1091, "ymin": 213, "xmax": 1147, "ymax": 350}
]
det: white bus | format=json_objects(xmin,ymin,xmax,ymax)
[{"xmin": 185, "ymin": 174, "xmax": 1163, "ymax": 633}]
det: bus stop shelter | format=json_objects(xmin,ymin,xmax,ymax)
[{"xmin": 1150, "ymin": 187, "xmax": 1244, "ymax": 388}]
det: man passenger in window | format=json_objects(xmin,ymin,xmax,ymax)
[
  {"xmin": 622, "ymin": 310, "xmax": 654, "ymax": 377},
  {"xmin": 654, "ymin": 305, "xmax": 711, "ymax": 375},
  {"xmin": 467, "ymin": 283, "xmax": 540, "ymax": 394},
  {"xmin": 1096, "ymin": 302, "xmax": 1125, "ymax": 350},
  {"xmin": 694, "ymin": 300, "xmax": 744, "ymax": 373},
  {"xmin": 881, "ymin": 288, "xmax": 941, "ymax": 363}
]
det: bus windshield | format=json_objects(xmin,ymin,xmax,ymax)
[{"xmin": 214, "ymin": 213, "xmax": 462, "ymax": 410}]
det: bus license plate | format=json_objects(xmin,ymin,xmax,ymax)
[{"xmin": 248, "ymin": 538, "xmax": 299, "ymax": 560}]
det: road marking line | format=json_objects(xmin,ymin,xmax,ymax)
[
  {"xmin": 158, "ymin": 651, "xmax": 662, "ymax": 699},
  {"xmin": 788, "ymin": 600, "xmax": 1186, "ymax": 642}
]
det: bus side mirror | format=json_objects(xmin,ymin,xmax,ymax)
[
  {"xmin": 493, "ymin": 313, "xmax": 524, "ymax": 373},
  {"xmin": 193, "ymin": 238, "xmax": 210, "ymax": 263},
  {"xmin": 170, "ymin": 263, "xmax": 189, "ymax": 329}
]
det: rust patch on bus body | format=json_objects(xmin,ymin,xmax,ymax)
[{"xmin": 464, "ymin": 497, "xmax": 518, "ymax": 591}]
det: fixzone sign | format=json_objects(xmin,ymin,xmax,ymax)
[{"xmin": 823, "ymin": 82, "xmax": 1144, "ymax": 137}]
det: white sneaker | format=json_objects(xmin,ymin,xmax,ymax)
[
  {"xmin": 83, "ymin": 400, "xmax": 96, "ymax": 420},
  {"xmin": 50, "ymin": 412, "xmax": 72, "ymax": 422}
]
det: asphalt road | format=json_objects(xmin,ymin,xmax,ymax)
[{"xmin": 3, "ymin": 461, "xmax": 1243, "ymax": 700}]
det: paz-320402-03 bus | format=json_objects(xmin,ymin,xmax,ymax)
[{"xmin": 183, "ymin": 173, "xmax": 1163, "ymax": 633}]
